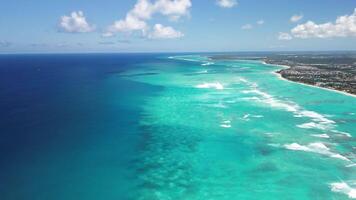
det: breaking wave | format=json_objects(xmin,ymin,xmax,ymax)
[
  {"xmin": 284, "ymin": 142, "xmax": 350, "ymax": 161},
  {"xmin": 195, "ymin": 82, "xmax": 224, "ymax": 90},
  {"xmin": 330, "ymin": 182, "xmax": 356, "ymax": 199}
]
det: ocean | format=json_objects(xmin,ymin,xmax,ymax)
[{"xmin": 0, "ymin": 53, "xmax": 355, "ymax": 199}]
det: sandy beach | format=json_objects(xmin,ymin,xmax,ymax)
[{"xmin": 269, "ymin": 64, "xmax": 356, "ymax": 98}]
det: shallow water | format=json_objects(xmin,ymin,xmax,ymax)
[
  {"xmin": 0, "ymin": 54, "xmax": 355, "ymax": 199},
  {"xmin": 124, "ymin": 55, "xmax": 356, "ymax": 199}
]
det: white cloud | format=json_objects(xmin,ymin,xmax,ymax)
[
  {"xmin": 155, "ymin": 0, "xmax": 192, "ymax": 19},
  {"xmin": 290, "ymin": 14, "xmax": 303, "ymax": 23},
  {"xmin": 291, "ymin": 8, "xmax": 356, "ymax": 39},
  {"xmin": 107, "ymin": 15, "xmax": 148, "ymax": 33},
  {"xmin": 59, "ymin": 11, "xmax": 95, "ymax": 33},
  {"xmin": 104, "ymin": 0, "xmax": 191, "ymax": 38},
  {"xmin": 148, "ymin": 24, "xmax": 184, "ymax": 39},
  {"xmin": 216, "ymin": 0, "xmax": 237, "ymax": 8},
  {"xmin": 0, "ymin": 41, "xmax": 12, "ymax": 47},
  {"xmin": 131, "ymin": 0, "xmax": 155, "ymax": 20},
  {"xmin": 278, "ymin": 32, "xmax": 292, "ymax": 40},
  {"xmin": 257, "ymin": 20, "xmax": 264, "ymax": 25},
  {"xmin": 241, "ymin": 24, "xmax": 253, "ymax": 30}
]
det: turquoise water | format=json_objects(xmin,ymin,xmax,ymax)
[{"xmin": 123, "ymin": 55, "xmax": 356, "ymax": 199}]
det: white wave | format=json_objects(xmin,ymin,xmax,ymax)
[
  {"xmin": 285, "ymin": 143, "xmax": 310, "ymax": 151},
  {"xmin": 346, "ymin": 163, "xmax": 356, "ymax": 168},
  {"xmin": 284, "ymin": 142, "xmax": 349, "ymax": 161},
  {"xmin": 332, "ymin": 130, "xmax": 352, "ymax": 137},
  {"xmin": 242, "ymin": 114, "xmax": 250, "ymax": 121},
  {"xmin": 330, "ymin": 182, "xmax": 356, "ymax": 199},
  {"xmin": 220, "ymin": 120, "xmax": 231, "ymax": 128},
  {"xmin": 196, "ymin": 70, "xmax": 208, "ymax": 74},
  {"xmin": 264, "ymin": 132, "xmax": 279, "ymax": 137},
  {"xmin": 238, "ymin": 78, "xmax": 249, "ymax": 83},
  {"xmin": 196, "ymin": 82, "xmax": 224, "ymax": 90},
  {"xmin": 297, "ymin": 122, "xmax": 332, "ymax": 130},
  {"xmin": 240, "ymin": 97, "xmax": 261, "ymax": 101},
  {"xmin": 299, "ymin": 110, "xmax": 335, "ymax": 124},
  {"xmin": 241, "ymin": 114, "xmax": 263, "ymax": 121},
  {"xmin": 311, "ymin": 134, "xmax": 330, "ymax": 138},
  {"xmin": 241, "ymin": 84, "xmax": 336, "ymax": 132},
  {"xmin": 242, "ymin": 89, "xmax": 273, "ymax": 99},
  {"xmin": 201, "ymin": 62, "xmax": 214, "ymax": 66},
  {"xmin": 242, "ymin": 89, "xmax": 298, "ymax": 112}
]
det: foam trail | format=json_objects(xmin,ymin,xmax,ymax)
[
  {"xmin": 311, "ymin": 134, "xmax": 330, "ymax": 138},
  {"xmin": 201, "ymin": 62, "xmax": 214, "ymax": 66},
  {"xmin": 332, "ymin": 130, "xmax": 352, "ymax": 137},
  {"xmin": 330, "ymin": 182, "xmax": 356, "ymax": 199},
  {"xmin": 220, "ymin": 124, "xmax": 231, "ymax": 128},
  {"xmin": 346, "ymin": 163, "xmax": 356, "ymax": 168},
  {"xmin": 196, "ymin": 82, "xmax": 224, "ymax": 90},
  {"xmin": 241, "ymin": 114, "xmax": 263, "ymax": 121},
  {"xmin": 242, "ymin": 114, "xmax": 250, "ymax": 121},
  {"xmin": 297, "ymin": 122, "xmax": 333, "ymax": 130},
  {"xmin": 220, "ymin": 120, "xmax": 231, "ymax": 128},
  {"xmin": 284, "ymin": 142, "xmax": 349, "ymax": 161},
  {"xmin": 240, "ymin": 81, "xmax": 337, "ymax": 132}
]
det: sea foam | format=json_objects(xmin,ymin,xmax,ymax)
[
  {"xmin": 201, "ymin": 62, "xmax": 214, "ymax": 66},
  {"xmin": 284, "ymin": 142, "xmax": 349, "ymax": 161},
  {"xmin": 311, "ymin": 134, "xmax": 330, "ymax": 138},
  {"xmin": 240, "ymin": 80, "xmax": 337, "ymax": 132},
  {"xmin": 196, "ymin": 82, "xmax": 224, "ymax": 90},
  {"xmin": 220, "ymin": 120, "xmax": 231, "ymax": 128},
  {"xmin": 330, "ymin": 182, "xmax": 356, "ymax": 199}
]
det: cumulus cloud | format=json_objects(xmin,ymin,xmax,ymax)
[
  {"xmin": 216, "ymin": 0, "xmax": 237, "ymax": 8},
  {"xmin": 59, "ymin": 11, "xmax": 95, "ymax": 33},
  {"xmin": 291, "ymin": 8, "xmax": 356, "ymax": 39},
  {"xmin": 278, "ymin": 8, "xmax": 356, "ymax": 40},
  {"xmin": 241, "ymin": 24, "xmax": 253, "ymax": 30},
  {"xmin": 290, "ymin": 14, "xmax": 303, "ymax": 23},
  {"xmin": 257, "ymin": 20, "xmax": 264, "ymax": 25},
  {"xmin": 156, "ymin": 0, "xmax": 192, "ymax": 19},
  {"xmin": 291, "ymin": 9, "xmax": 356, "ymax": 38},
  {"xmin": 104, "ymin": 0, "xmax": 191, "ymax": 38},
  {"xmin": 148, "ymin": 24, "xmax": 184, "ymax": 39},
  {"xmin": 107, "ymin": 15, "xmax": 148, "ymax": 33},
  {"xmin": 278, "ymin": 32, "xmax": 292, "ymax": 40}
]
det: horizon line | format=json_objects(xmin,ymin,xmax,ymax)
[{"xmin": 1, "ymin": 50, "xmax": 356, "ymax": 55}]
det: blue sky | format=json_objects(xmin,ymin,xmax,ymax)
[{"xmin": 1, "ymin": 0, "xmax": 356, "ymax": 53}]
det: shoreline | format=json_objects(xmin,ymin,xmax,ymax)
[
  {"xmin": 263, "ymin": 61, "xmax": 356, "ymax": 98},
  {"xmin": 200, "ymin": 56, "xmax": 355, "ymax": 98}
]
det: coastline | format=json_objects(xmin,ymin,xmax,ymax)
[{"xmin": 263, "ymin": 62, "xmax": 356, "ymax": 98}]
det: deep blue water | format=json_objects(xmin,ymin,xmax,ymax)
[{"xmin": 0, "ymin": 54, "xmax": 162, "ymax": 200}]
